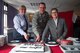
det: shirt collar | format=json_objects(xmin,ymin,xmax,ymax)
[
  {"xmin": 53, "ymin": 17, "xmax": 58, "ymax": 21},
  {"xmin": 18, "ymin": 13, "xmax": 25, "ymax": 17},
  {"xmin": 38, "ymin": 11, "xmax": 46, "ymax": 15}
]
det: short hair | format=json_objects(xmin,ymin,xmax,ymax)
[
  {"xmin": 39, "ymin": 2, "xmax": 46, "ymax": 7},
  {"xmin": 51, "ymin": 8, "xmax": 58, "ymax": 13},
  {"xmin": 19, "ymin": 5, "xmax": 26, "ymax": 9}
]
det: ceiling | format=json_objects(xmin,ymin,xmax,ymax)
[{"xmin": 3, "ymin": 0, "xmax": 80, "ymax": 13}]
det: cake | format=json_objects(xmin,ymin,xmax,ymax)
[
  {"xmin": 60, "ymin": 40, "xmax": 73, "ymax": 45},
  {"xmin": 15, "ymin": 42, "xmax": 44, "ymax": 52}
]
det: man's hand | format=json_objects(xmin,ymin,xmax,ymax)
[
  {"xmin": 40, "ymin": 40, "xmax": 44, "ymax": 43},
  {"xmin": 36, "ymin": 35, "xmax": 40, "ymax": 42},
  {"xmin": 40, "ymin": 40, "xmax": 45, "ymax": 46},
  {"xmin": 57, "ymin": 39, "xmax": 61, "ymax": 43},
  {"xmin": 24, "ymin": 33, "xmax": 29, "ymax": 40}
]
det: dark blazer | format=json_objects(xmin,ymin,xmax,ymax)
[{"xmin": 42, "ymin": 17, "xmax": 67, "ymax": 41}]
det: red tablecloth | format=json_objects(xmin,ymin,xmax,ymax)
[
  {"xmin": 0, "ymin": 45, "xmax": 14, "ymax": 53},
  {"xmin": 50, "ymin": 46, "xmax": 63, "ymax": 53},
  {"xmin": 0, "ymin": 45, "xmax": 63, "ymax": 53}
]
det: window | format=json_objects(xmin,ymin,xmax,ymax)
[
  {"xmin": 4, "ymin": 14, "xmax": 7, "ymax": 35},
  {"xmin": 4, "ymin": 5, "xmax": 7, "ymax": 11},
  {"xmin": 3, "ymin": 4, "xmax": 8, "ymax": 36}
]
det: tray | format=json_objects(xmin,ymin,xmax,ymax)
[{"xmin": 60, "ymin": 45, "xmax": 80, "ymax": 53}]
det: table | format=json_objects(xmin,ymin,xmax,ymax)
[{"xmin": 0, "ymin": 45, "xmax": 63, "ymax": 53}]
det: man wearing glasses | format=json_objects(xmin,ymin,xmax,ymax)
[{"xmin": 41, "ymin": 8, "xmax": 67, "ymax": 43}]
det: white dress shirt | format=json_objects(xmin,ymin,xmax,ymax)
[
  {"xmin": 13, "ymin": 14, "xmax": 28, "ymax": 35},
  {"xmin": 53, "ymin": 18, "xmax": 58, "ymax": 27}
]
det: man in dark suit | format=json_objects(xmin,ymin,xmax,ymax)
[
  {"xmin": 41, "ymin": 8, "xmax": 67, "ymax": 42},
  {"xmin": 74, "ymin": 16, "xmax": 80, "ymax": 38}
]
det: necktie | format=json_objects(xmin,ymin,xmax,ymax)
[{"xmin": 23, "ymin": 15, "xmax": 28, "ymax": 30}]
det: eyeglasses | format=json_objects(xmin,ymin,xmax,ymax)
[
  {"xmin": 39, "ymin": 7, "xmax": 45, "ymax": 8},
  {"xmin": 51, "ymin": 12, "xmax": 57, "ymax": 14}
]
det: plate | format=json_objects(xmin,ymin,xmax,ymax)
[{"xmin": 45, "ymin": 41, "xmax": 59, "ymax": 46}]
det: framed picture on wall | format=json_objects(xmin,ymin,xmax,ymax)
[{"xmin": 28, "ymin": 13, "xmax": 34, "ymax": 22}]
